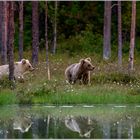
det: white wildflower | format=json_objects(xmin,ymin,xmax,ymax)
[{"xmin": 43, "ymin": 83, "xmax": 46, "ymax": 86}]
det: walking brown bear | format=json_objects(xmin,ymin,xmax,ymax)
[{"xmin": 65, "ymin": 58, "xmax": 95, "ymax": 85}]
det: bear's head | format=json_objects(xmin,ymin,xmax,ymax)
[
  {"xmin": 80, "ymin": 58, "xmax": 95, "ymax": 71},
  {"xmin": 21, "ymin": 59, "xmax": 34, "ymax": 72}
]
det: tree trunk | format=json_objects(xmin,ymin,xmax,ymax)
[
  {"xmin": 7, "ymin": 1, "xmax": 15, "ymax": 81},
  {"xmin": 45, "ymin": 1, "xmax": 50, "ymax": 80},
  {"xmin": 32, "ymin": 1, "xmax": 39, "ymax": 66},
  {"xmin": 128, "ymin": 1, "xmax": 136, "ymax": 72},
  {"xmin": 118, "ymin": 1, "xmax": 122, "ymax": 67},
  {"xmin": 0, "ymin": 1, "xmax": 8, "ymax": 65},
  {"xmin": 0, "ymin": 2, "xmax": 7, "ymax": 64},
  {"xmin": 103, "ymin": 1, "xmax": 112, "ymax": 60},
  {"xmin": 18, "ymin": 1, "xmax": 23, "ymax": 61},
  {"xmin": 0, "ymin": 2, "xmax": 3, "ymax": 63},
  {"xmin": 51, "ymin": 1, "xmax": 57, "ymax": 54}
]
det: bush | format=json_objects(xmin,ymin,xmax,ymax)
[
  {"xmin": 0, "ymin": 77, "xmax": 16, "ymax": 89},
  {"xmin": 92, "ymin": 72, "xmax": 139, "ymax": 85},
  {"xmin": 58, "ymin": 24, "xmax": 103, "ymax": 55},
  {"xmin": 31, "ymin": 85, "xmax": 55, "ymax": 97},
  {"xmin": 16, "ymin": 89, "xmax": 33, "ymax": 104}
]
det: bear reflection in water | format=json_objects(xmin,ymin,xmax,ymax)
[
  {"xmin": 65, "ymin": 115, "xmax": 94, "ymax": 138},
  {"xmin": 13, "ymin": 114, "xmax": 33, "ymax": 133}
]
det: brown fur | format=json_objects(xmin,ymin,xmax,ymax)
[{"xmin": 65, "ymin": 58, "xmax": 95, "ymax": 85}]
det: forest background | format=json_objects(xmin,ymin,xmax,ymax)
[{"xmin": 14, "ymin": 1, "xmax": 139, "ymax": 56}]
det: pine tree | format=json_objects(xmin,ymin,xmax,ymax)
[
  {"xmin": 18, "ymin": 1, "xmax": 24, "ymax": 61},
  {"xmin": 103, "ymin": 1, "xmax": 112, "ymax": 60},
  {"xmin": 45, "ymin": 1, "xmax": 50, "ymax": 80},
  {"xmin": 7, "ymin": 1, "xmax": 15, "ymax": 81},
  {"xmin": 0, "ymin": 1, "xmax": 7, "ymax": 64},
  {"xmin": 51, "ymin": 1, "xmax": 57, "ymax": 54},
  {"xmin": 128, "ymin": 1, "xmax": 136, "ymax": 72},
  {"xmin": 118, "ymin": 1, "xmax": 122, "ymax": 67},
  {"xmin": 32, "ymin": 1, "xmax": 39, "ymax": 66}
]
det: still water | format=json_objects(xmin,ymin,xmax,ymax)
[{"xmin": 0, "ymin": 104, "xmax": 140, "ymax": 139}]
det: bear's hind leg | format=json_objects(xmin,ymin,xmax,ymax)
[
  {"xmin": 66, "ymin": 73, "xmax": 73, "ymax": 84},
  {"xmin": 71, "ymin": 76, "xmax": 77, "ymax": 84}
]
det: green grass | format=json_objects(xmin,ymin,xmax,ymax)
[
  {"xmin": 0, "ymin": 90, "xmax": 16, "ymax": 105},
  {"xmin": 31, "ymin": 84, "xmax": 140, "ymax": 104},
  {"xmin": 1, "ymin": 52, "xmax": 140, "ymax": 105}
]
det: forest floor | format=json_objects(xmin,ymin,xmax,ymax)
[{"xmin": 1, "ymin": 52, "xmax": 140, "ymax": 105}]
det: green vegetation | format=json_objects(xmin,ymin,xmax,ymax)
[
  {"xmin": 0, "ymin": 52, "xmax": 140, "ymax": 105},
  {"xmin": 0, "ymin": 90, "xmax": 16, "ymax": 105}
]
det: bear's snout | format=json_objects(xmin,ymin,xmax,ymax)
[
  {"xmin": 29, "ymin": 67, "xmax": 35, "ymax": 71},
  {"xmin": 90, "ymin": 66, "xmax": 95, "ymax": 71},
  {"xmin": 92, "ymin": 66, "xmax": 95, "ymax": 70}
]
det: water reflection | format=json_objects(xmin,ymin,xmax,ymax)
[
  {"xmin": 13, "ymin": 113, "xmax": 32, "ymax": 133},
  {"xmin": 0, "ymin": 105, "xmax": 139, "ymax": 138},
  {"xmin": 65, "ymin": 115, "xmax": 94, "ymax": 138}
]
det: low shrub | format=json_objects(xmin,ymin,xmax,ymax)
[
  {"xmin": 16, "ymin": 89, "xmax": 33, "ymax": 104},
  {"xmin": 0, "ymin": 77, "xmax": 16, "ymax": 89},
  {"xmin": 92, "ymin": 72, "xmax": 140, "ymax": 85}
]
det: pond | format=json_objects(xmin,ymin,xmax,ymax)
[{"xmin": 0, "ymin": 104, "xmax": 140, "ymax": 139}]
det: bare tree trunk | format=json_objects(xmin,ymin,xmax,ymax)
[
  {"xmin": 7, "ymin": 1, "xmax": 15, "ymax": 81},
  {"xmin": 0, "ymin": 1, "xmax": 8, "ymax": 65},
  {"xmin": 103, "ymin": 1, "xmax": 112, "ymax": 60},
  {"xmin": 32, "ymin": 1, "xmax": 39, "ymax": 66},
  {"xmin": 0, "ymin": 1, "xmax": 7, "ymax": 65},
  {"xmin": 18, "ymin": 1, "xmax": 23, "ymax": 61},
  {"xmin": 51, "ymin": 1, "xmax": 57, "ymax": 54},
  {"xmin": 118, "ymin": 1, "xmax": 122, "ymax": 67},
  {"xmin": 45, "ymin": 1, "xmax": 50, "ymax": 80},
  {"xmin": 128, "ymin": 1, "xmax": 136, "ymax": 72},
  {"xmin": 0, "ymin": 2, "xmax": 2, "ymax": 64}
]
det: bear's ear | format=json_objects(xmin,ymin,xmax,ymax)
[
  {"xmin": 21, "ymin": 59, "xmax": 26, "ymax": 65},
  {"xmin": 80, "ymin": 59, "xmax": 85, "ymax": 65},
  {"xmin": 86, "ymin": 57, "xmax": 91, "ymax": 62}
]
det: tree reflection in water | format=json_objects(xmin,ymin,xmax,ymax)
[{"xmin": 0, "ymin": 105, "xmax": 140, "ymax": 138}]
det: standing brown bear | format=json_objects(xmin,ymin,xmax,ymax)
[{"xmin": 65, "ymin": 58, "xmax": 95, "ymax": 85}]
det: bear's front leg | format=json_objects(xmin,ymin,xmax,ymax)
[
  {"xmin": 82, "ymin": 72, "xmax": 90, "ymax": 85},
  {"xmin": 17, "ymin": 75, "xmax": 25, "ymax": 83},
  {"xmin": 78, "ymin": 75, "xmax": 83, "ymax": 85}
]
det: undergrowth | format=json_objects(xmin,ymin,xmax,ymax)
[{"xmin": 0, "ymin": 53, "xmax": 140, "ymax": 104}]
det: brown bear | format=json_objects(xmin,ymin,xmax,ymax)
[
  {"xmin": 65, "ymin": 58, "xmax": 95, "ymax": 85},
  {"xmin": 0, "ymin": 59, "xmax": 34, "ymax": 81}
]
